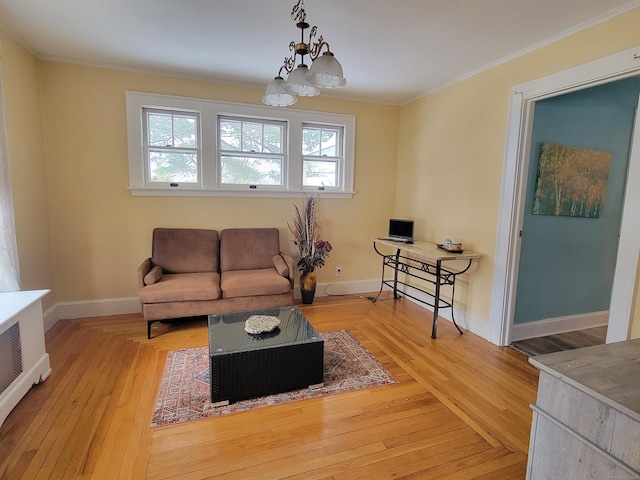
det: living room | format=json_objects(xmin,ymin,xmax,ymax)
[
  {"xmin": 1, "ymin": 2, "xmax": 640, "ymax": 478},
  {"xmin": 0, "ymin": 3, "xmax": 639, "ymax": 342}
]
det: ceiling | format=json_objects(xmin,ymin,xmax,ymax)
[{"xmin": 0, "ymin": 0, "xmax": 638, "ymax": 105}]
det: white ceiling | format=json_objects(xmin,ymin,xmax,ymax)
[{"xmin": 0, "ymin": 0, "xmax": 638, "ymax": 105}]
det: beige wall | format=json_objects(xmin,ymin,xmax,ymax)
[
  {"xmin": 37, "ymin": 62, "xmax": 399, "ymax": 302},
  {"xmin": 0, "ymin": 31, "xmax": 55, "ymax": 311},
  {"xmin": 398, "ymin": 8, "xmax": 640, "ymax": 331}
]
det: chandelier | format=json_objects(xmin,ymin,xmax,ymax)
[{"xmin": 262, "ymin": 0, "xmax": 346, "ymax": 107}]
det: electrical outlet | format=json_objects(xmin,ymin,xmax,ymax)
[{"xmin": 336, "ymin": 267, "xmax": 342, "ymax": 277}]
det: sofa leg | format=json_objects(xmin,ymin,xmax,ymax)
[{"xmin": 148, "ymin": 320, "xmax": 153, "ymax": 339}]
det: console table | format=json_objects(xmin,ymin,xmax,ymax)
[{"xmin": 372, "ymin": 239, "xmax": 483, "ymax": 338}]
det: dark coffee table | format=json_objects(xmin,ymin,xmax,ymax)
[{"xmin": 208, "ymin": 306, "xmax": 324, "ymax": 405}]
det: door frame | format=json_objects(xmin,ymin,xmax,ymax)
[
  {"xmin": 608, "ymin": 91, "xmax": 640, "ymax": 342},
  {"xmin": 489, "ymin": 46, "xmax": 640, "ymax": 346}
]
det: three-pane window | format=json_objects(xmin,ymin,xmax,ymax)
[{"xmin": 127, "ymin": 92, "xmax": 355, "ymax": 197}]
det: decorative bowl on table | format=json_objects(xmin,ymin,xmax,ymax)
[{"xmin": 437, "ymin": 242, "xmax": 464, "ymax": 253}]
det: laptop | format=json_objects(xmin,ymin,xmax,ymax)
[{"xmin": 378, "ymin": 219, "xmax": 414, "ymax": 243}]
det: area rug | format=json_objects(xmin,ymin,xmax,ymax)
[{"xmin": 151, "ymin": 329, "xmax": 397, "ymax": 427}]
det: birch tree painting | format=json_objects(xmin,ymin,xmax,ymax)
[{"xmin": 532, "ymin": 142, "xmax": 612, "ymax": 218}]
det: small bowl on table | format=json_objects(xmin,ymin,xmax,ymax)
[{"xmin": 443, "ymin": 242, "xmax": 464, "ymax": 253}]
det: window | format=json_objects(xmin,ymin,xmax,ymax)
[
  {"xmin": 218, "ymin": 116, "xmax": 286, "ymax": 187},
  {"xmin": 144, "ymin": 109, "xmax": 200, "ymax": 185},
  {"xmin": 302, "ymin": 124, "xmax": 343, "ymax": 187},
  {"xmin": 126, "ymin": 92, "xmax": 355, "ymax": 197}
]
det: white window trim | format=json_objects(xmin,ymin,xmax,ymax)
[{"xmin": 126, "ymin": 91, "xmax": 356, "ymax": 198}]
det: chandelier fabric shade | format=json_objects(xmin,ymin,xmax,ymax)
[{"xmin": 262, "ymin": 0, "xmax": 346, "ymax": 107}]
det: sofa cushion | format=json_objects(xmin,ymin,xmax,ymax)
[
  {"xmin": 220, "ymin": 228, "xmax": 280, "ymax": 272},
  {"xmin": 139, "ymin": 272, "xmax": 221, "ymax": 303},
  {"xmin": 221, "ymin": 268, "xmax": 292, "ymax": 298},
  {"xmin": 144, "ymin": 265, "xmax": 163, "ymax": 285},
  {"xmin": 152, "ymin": 228, "xmax": 219, "ymax": 274}
]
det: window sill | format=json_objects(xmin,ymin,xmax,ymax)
[{"xmin": 128, "ymin": 187, "xmax": 355, "ymax": 199}]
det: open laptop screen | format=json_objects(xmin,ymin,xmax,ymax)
[{"xmin": 389, "ymin": 219, "xmax": 414, "ymax": 241}]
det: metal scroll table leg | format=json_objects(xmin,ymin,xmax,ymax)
[
  {"xmin": 450, "ymin": 277, "xmax": 464, "ymax": 335},
  {"xmin": 393, "ymin": 248, "xmax": 401, "ymax": 299},
  {"xmin": 431, "ymin": 260, "xmax": 442, "ymax": 339}
]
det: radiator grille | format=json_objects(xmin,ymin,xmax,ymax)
[{"xmin": 0, "ymin": 323, "xmax": 23, "ymax": 395}]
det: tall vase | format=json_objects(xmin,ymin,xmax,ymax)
[{"xmin": 300, "ymin": 271, "xmax": 317, "ymax": 304}]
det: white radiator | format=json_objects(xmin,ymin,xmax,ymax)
[{"xmin": 0, "ymin": 290, "xmax": 51, "ymax": 428}]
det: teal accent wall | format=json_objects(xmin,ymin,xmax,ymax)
[{"xmin": 514, "ymin": 78, "xmax": 640, "ymax": 324}]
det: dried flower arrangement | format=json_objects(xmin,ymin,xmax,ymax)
[{"xmin": 289, "ymin": 195, "xmax": 332, "ymax": 273}]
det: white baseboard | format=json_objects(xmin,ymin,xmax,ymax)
[
  {"xmin": 43, "ymin": 279, "xmax": 492, "ymax": 342},
  {"xmin": 511, "ymin": 311, "xmax": 609, "ymax": 342},
  {"xmin": 57, "ymin": 297, "xmax": 141, "ymax": 320},
  {"xmin": 42, "ymin": 304, "xmax": 59, "ymax": 332},
  {"xmin": 43, "ymin": 297, "xmax": 141, "ymax": 333},
  {"xmin": 297, "ymin": 279, "xmax": 384, "ymax": 299},
  {"xmin": 319, "ymin": 280, "xmax": 491, "ymax": 341},
  {"xmin": 396, "ymin": 286, "xmax": 491, "ymax": 341}
]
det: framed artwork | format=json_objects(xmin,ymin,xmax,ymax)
[{"xmin": 532, "ymin": 142, "xmax": 612, "ymax": 218}]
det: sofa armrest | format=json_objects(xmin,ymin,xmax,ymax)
[
  {"xmin": 137, "ymin": 258, "xmax": 152, "ymax": 289},
  {"xmin": 273, "ymin": 252, "xmax": 295, "ymax": 288},
  {"xmin": 281, "ymin": 254, "xmax": 294, "ymax": 277}
]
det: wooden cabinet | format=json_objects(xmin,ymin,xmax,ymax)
[{"xmin": 527, "ymin": 338, "xmax": 640, "ymax": 479}]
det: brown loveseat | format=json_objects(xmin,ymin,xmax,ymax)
[{"xmin": 137, "ymin": 227, "xmax": 295, "ymax": 338}]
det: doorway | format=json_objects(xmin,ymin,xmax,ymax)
[
  {"xmin": 489, "ymin": 46, "xmax": 640, "ymax": 346},
  {"xmin": 513, "ymin": 79, "xmax": 640, "ymax": 338}
]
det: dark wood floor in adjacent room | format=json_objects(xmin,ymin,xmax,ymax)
[
  {"xmin": 0, "ymin": 294, "xmax": 539, "ymax": 479},
  {"xmin": 510, "ymin": 326, "xmax": 608, "ymax": 357}
]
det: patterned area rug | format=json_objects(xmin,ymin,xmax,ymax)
[{"xmin": 151, "ymin": 329, "xmax": 397, "ymax": 427}]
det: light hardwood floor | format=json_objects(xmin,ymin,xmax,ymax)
[{"xmin": 0, "ymin": 294, "xmax": 539, "ymax": 479}]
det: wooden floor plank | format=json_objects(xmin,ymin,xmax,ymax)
[{"xmin": 0, "ymin": 295, "xmax": 539, "ymax": 479}]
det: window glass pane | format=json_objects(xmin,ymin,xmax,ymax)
[
  {"xmin": 303, "ymin": 159, "xmax": 337, "ymax": 186},
  {"xmin": 263, "ymin": 124, "xmax": 283, "ymax": 154},
  {"xmin": 242, "ymin": 122, "xmax": 263, "ymax": 152},
  {"xmin": 148, "ymin": 113, "xmax": 173, "ymax": 146},
  {"xmin": 173, "ymin": 115, "xmax": 197, "ymax": 147},
  {"xmin": 320, "ymin": 128, "xmax": 340, "ymax": 157},
  {"xmin": 219, "ymin": 119, "xmax": 242, "ymax": 151},
  {"xmin": 221, "ymin": 156, "xmax": 282, "ymax": 185},
  {"xmin": 149, "ymin": 151, "xmax": 198, "ymax": 183},
  {"xmin": 302, "ymin": 126, "xmax": 322, "ymax": 156}
]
